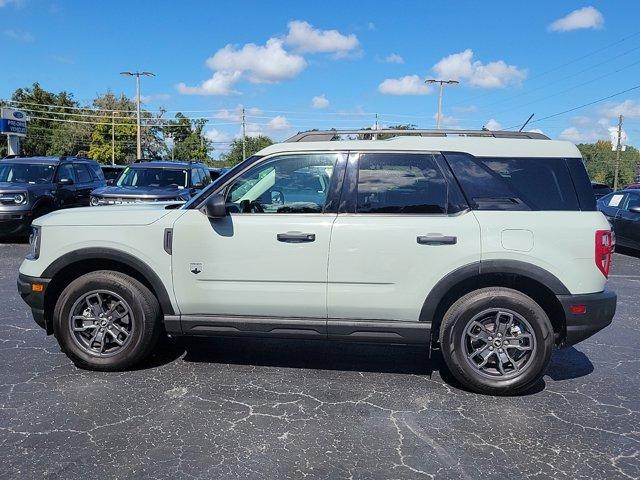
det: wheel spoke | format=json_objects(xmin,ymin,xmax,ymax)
[
  {"xmin": 476, "ymin": 348, "xmax": 494, "ymax": 369},
  {"xmin": 466, "ymin": 321, "xmax": 491, "ymax": 342},
  {"xmin": 106, "ymin": 301, "xmax": 129, "ymax": 320},
  {"xmin": 72, "ymin": 316, "xmax": 97, "ymax": 332},
  {"xmin": 504, "ymin": 333, "xmax": 534, "ymax": 351},
  {"xmin": 503, "ymin": 349, "xmax": 519, "ymax": 372},
  {"xmin": 85, "ymin": 293, "xmax": 105, "ymax": 317},
  {"xmin": 467, "ymin": 343, "xmax": 489, "ymax": 360},
  {"xmin": 494, "ymin": 311, "xmax": 514, "ymax": 336},
  {"xmin": 106, "ymin": 324, "xmax": 128, "ymax": 346}
]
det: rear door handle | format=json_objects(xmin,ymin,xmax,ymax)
[
  {"xmin": 417, "ymin": 235, "xmax": 457, "ymax": 245},
  {"xmin": 277, "ymin": 232, "xmax": 316, "ymax": 243}
]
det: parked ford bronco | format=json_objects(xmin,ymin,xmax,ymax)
[
  {"xmin": 17, "ymin": 130, "xmax": 616, "ymax": 395},
  {"xmin": 0, "ymin": 156, "xmax": 105, "ymax": 236},
  {"xmin": 90, "ymin": 160, "xmax": 211, "ymax": 205}
]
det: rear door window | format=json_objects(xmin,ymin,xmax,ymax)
[
  {"xmin": 444, "ymin": 153, "xmax": 580, "ymax": 211},
  {"xmin": 356, "ymin": 153, "xmax": 448, "ymax": 214},
  {"xmin": 74, "ymin": 164, "xmax": 93, "ymax": 184}
]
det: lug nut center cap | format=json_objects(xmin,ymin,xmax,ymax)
[
  {"xmin": 100, "ymin": 319, "xmax": 108, "ymax": 327},
  {"xmin": 493, "ymin": 339, "xmax": 502, "ymax": 347}
]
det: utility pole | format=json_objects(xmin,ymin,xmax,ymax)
[
  {"xmin": 120, "ymin": 71, "xmax": 155, "ymax": 159},
  {"xmin": 425, "ymin": 79, "xmax": 459, "ymax": 129},
  {"xmin": 373, "ymin": 113, "xmax": 379, "ymax": 140},
  {"xmin": 111, "ymin": 111, "xmax": 115, "ymax": 166},
  {"xmin": 614, "ymin": 114, "xmax": 624, "ymax": 191},
  {"xmin": 241, "ymin": 107, "xmax": 247, "ymax": 160}
]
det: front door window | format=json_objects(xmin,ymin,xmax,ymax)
[{"xmin": 225, "ymin": 154, "xmax": 338, "ymax": 214}]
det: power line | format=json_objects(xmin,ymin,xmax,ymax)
[{"xmin": 505, "ymin": 84, "xmax": 640, "ymax": 130}]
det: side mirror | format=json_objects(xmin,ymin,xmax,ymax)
[
  {"xmin": 58, "ymin": 178, "xmax": 74, "ymax": 186},
  {"xmin": 630, "ymin": 206, "xmax": 640, "ymax": 214},
  {"xmin": 204, "ymin": 193, "xmax": 227, "ymax": 218}
]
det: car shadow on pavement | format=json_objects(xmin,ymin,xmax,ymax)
[{"xmin": 138, "ymin": 336, "xmax": 595, "ymax": 394}]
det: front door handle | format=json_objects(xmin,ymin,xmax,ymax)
[
  {"xmin": 277, "ymin": 232, "xmax": 316, "ymax": 243},
  {"xmin": 417, "ymin": 235, "xmax": 457, "ymax": 245}
]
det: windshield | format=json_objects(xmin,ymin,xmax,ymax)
[
  {"xmin": 0, "ymin": 163, "xmax": 56, "ymax": 184},
  {"xmin": 116, "ymin": 167, "xmax": 188, "ymax": 188}
]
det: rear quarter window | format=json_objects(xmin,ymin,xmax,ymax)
[{"xmin": 444, "ymin": 152, "xmax": 582, "ymax": 211}]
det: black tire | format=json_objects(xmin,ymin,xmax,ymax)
[
  {"xmin": 53, "ymin": 270, "xmax": 162, "ymax": 371},
  {"xmin": 439, "ymin": 287, "xmax": 553, "ymax": 396}
]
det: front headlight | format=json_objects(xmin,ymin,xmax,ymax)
[
  {"xmin": 27, "ymin": 226, "xmax": 41, "ymax": 260},
  {"xmin": 13, "ymin": 193, "xmax": 26, "ymax": 204}
]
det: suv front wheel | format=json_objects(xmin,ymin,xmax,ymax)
[
  {"xmin": 53, "ymin": 271, "xmax": 162, "ymax": 371},
  {"xmin": 439, "ymin": 287, "xmax": 554, "ymax": 395}
]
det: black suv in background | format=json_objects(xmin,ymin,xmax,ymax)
[
  {"xmin": 90, "ymin": 160, "xmax": 211, "ymax": 205},
  {"xmin": 0, "ymin": 156, "xmax": 105, "ymax": 236},
  {"xmin": 100, "ymin": 164, "xmax": 126, "ymax": 184}
]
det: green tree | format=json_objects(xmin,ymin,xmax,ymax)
[
  {"xmin": 578, "ymin": 141, "xmax": 640, "ymax": 188},
  {"xmin": 219, "ymin": 135, "xmax": 273, "ymax": 166},
  {"xmin": 11, "ymin": 82, "xmax": 80, "ymax": 156},
  {"xmin": 164, "ymin": 114, "xmax": 212, "ymax": 162}
]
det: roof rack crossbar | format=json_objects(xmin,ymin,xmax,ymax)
[{"xmin": 285, "ymin": 129, "xmax": 549, "ymax": 142}]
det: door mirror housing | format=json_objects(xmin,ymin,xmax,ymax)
[
  {"xmin": 58, "ymin": 178, "xmax": 74, "ymax": 186},
  {"xmin": 629, "ymin": 206, "xmax": 640, "ymax": 214},
  {"xmin": 203, "ymin": 193, "xmax": 227, "ymax": 218}
]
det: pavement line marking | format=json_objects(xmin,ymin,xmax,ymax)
[{"xmin": 609, "ymin": 274, "xmax": 640, "ymax": 279}]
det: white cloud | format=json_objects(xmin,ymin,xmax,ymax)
[
  {"xmin": 432, "ymin": 49, "xmax": 527, "ymax": 89},
  {"xmin": 384, "ymin": 53, "xmax": 404, "ymax": 64},
  {"xmin": 4, "ymin": 29, "xmax": 33, "ymax": 42},
  {"xmin": 311, "ymin": 94, "xmax": 329, "ymax": 109},
  {"xmin": 484, "ymin": 119, "xmax": 502, "ymax": 131},
  {"xmin": 268, "ymin": 115, "xmax": 290, "ymax": 130},
  {"xmin": 140, "ymin": 93, "xmax": 171, "ymax": 104},
  {"xmin": 435, "ymin": 113, "xmax": 460, "ymax": 129},
  {"xmin": 207, "ymin": 38, "xmax": 306, "ymax": 84},
  {"xmin": 285, "ymin": 20, "xmax": 359, "ymax": 55},
  {"xmin": 176, "ymin": 71, "xmax": 242, "ymax": 96},
  {"xmin": 0, "ymin": 0, "xmax": 24, "ymax": 7},
  {"xmin": 214, "ymin": 106, "xmax": 263, "ymax": 122},
  {"xmin": 558, "ymin": 117, "xmax": 614, "ymax": 143},
  {"xmin": 452, "ymin": 105, "xmax": 477, "ymax": 113},
  {"xmin": 549, "ymin": 6, "xmax": 604, "ymax": 32},
  {"xmin": 527, "ymin": 128, "xmax": 545, "ymax": 135},
  {"xmin": 378, "ymin": 75, "xmax": 432, "ymax": 95},
  {"xmin": 600, "ymin": 100, "xmax": 640, "ymax": 119},
  {"xmin": 204, "ymin": 128, "xmax": 233, "ymax": 143}
]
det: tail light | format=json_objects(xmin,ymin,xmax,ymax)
[{"xmin": 595, "ymin": 230, "xmax": 613, "ymax": 278}]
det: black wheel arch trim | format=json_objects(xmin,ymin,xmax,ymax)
[
  {"xmin": 419, "ymin": 259, "xmax": 571, "ymax": 323},
  {"xmin": 41, "ymin": 247, "xmax": 175, "ymax": 315}
]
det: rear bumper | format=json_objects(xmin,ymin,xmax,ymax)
[
  {"xmin": 17, "ymin": 273, "xmax": 50, "ymax": 332},
  {"xmin": 557, "ymin": 290, "xmax": 616, "ymax": 346}
]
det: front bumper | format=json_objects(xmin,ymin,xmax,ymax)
[
  {"xmin": 558, "ymin": 289, "xmax": 617, "ymax": 346},
  {"xmin": 17, "ymin": 273, "xmax": 50, "ymax": 332},
  {"xmin": 0, "ymin": 210, "xmax": 32, "ymax": 236}
]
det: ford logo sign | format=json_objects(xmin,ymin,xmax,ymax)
[{"xmin": 13, "ymin": 112, "xmax": 24, "ymax": 119}]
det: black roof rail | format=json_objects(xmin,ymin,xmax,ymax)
[{"xmin": 285, "ymin": 129, "xmax": 550, "ymax": 142}]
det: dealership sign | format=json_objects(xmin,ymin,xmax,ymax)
[{"xmin": 0, "ymin": 108, "xmax": 28, "ymax": 137}]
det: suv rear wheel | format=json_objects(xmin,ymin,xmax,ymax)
[
  {"xmin": 439, "ymin": 287, "xmax": 553, "ymax": 395},
  {"xmin": 53, "ymin": 270, "xmax": 162, "ymax": 371}
]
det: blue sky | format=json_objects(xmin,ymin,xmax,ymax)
[{"xmin": 2, "ymin": 0, "xmax": 640, "ymax": 154}]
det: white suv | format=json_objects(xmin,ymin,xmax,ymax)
[{"xmin": 17, "ymin": 130, "xmax": 617, "ymax": 395}]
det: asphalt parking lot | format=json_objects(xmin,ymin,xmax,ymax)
[{"xmin": 0, "ymin": 243, "xmax": 638, "ymax": 480}]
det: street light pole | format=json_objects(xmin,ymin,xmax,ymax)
[
  {"xmin": 425, "ymin": 79, "xmax": 459, "ymax": 129},
  {"xmin": 120, "ymin": 71, "xmax": 155, "ymax": 159}
]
